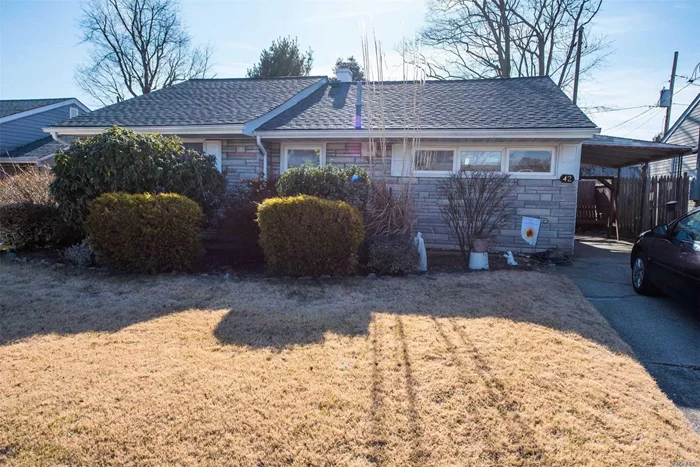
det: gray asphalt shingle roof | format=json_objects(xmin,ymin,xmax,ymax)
[
  {"xmin": 0, "ymin": 98, "xmax": 73, "ymax": 118},
  {"xmin": 0, "ymin": 136, "xmax": 76, "ymax": 163},
  {"xmin": 54, "ymin": 77, "xmax": 325, "ymax": 128},
  {"xmin": 261, "ymin": 77, "xmax": 597, "ymax": 131}
]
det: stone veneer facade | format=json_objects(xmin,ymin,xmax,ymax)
[{"xmin": 219, "ymin": 138, "xmax": 579, "ymax": 254}]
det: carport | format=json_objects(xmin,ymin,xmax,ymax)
[{"xmin": 579, "ymin": 135, "xmax": 694, "ymax": 240}]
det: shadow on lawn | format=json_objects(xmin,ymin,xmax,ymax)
[
  {"xmin": 1, "ymin": 261, "xmax": 631, "ymax": 358},
  {"xmin": 212, "ymin": 273, "xmax": 633, "ymax": 357}
]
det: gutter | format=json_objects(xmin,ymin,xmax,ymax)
[{"xmin": 256, "ymin": 135, "xmax": 268, "ymax": 180}]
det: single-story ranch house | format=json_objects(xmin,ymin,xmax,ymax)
[{"xmin": 45, "ymin": 71, "xmax": 602, "ymax": 253}]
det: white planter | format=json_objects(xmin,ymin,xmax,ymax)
[{"xmin": 469, "ymin": 252, "xmax": 489, "ymax": 270}]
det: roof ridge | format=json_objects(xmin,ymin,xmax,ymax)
[
  {"xmin": 365, "ymin": 76, "xmax": 553, "ymax": 85},
  {"xmin": 187, "ymin": 76, "xmax": 326, "ymax": 82}
]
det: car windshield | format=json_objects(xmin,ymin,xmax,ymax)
[{"xmin": 672, "ymin": 211, "xmax": 700, "ymax": 242}]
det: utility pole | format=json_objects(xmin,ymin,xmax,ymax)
[
  {"xmin": 664, "ymin": 52, "xmax": 679, "ymax": 199},
  {"xmin": 664, "ymin": 51, "xmax": 679, "ymax": 135},
  {"xmin": 572, "ymin": 26, "xmax": 583, "ymax": 105}
]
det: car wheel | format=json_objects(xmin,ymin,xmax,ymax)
[{"xmin": 631, "ymin": 255, "xmax": 656, "ymax": 295}]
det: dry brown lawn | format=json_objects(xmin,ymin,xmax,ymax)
[{"xmin": 0, "ymin": 262, "xmax": 698, "ymax": 466}]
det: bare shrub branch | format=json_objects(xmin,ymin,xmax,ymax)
[
  {"xmin": 0, "ymin": 168, "xmax": 54, "ymax": 205},
  {"xmin": 437, "ymin": 170, "xmax": 516, "ymax": 268}
]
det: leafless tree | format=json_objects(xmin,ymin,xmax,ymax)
[
  {"xmin": 438, "ymin": 170, "xmax": 516, "ymax": 268},
  {"xmin": 76, "ymin": 0, "xmax": 213, "ymax": 105},
  {"xmin": 413, "ymin": 0, "xmax": 608, "ymax": 93}
]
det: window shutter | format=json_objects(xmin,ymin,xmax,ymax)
[
  {"xmin": 557, "ymin": 144, "xmax": 579, "ymax": 178},
  {"xmin": 390, "ymin": 144, "xmax": 411, "ymax": 177},
  {"xmin": 204, "ymin": 140, "xmax": 223, "ymax": 172}
]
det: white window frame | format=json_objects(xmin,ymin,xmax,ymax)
[
  {"xmin": 505, "ymin": 147, "xmax": 556, "ymax": 178},
  {"xmin": 69, "ymin": 107, "xmax": 79, "ymax": 118},
  {"xmin": 456, "ymin": 147, "xmax": 506, "ymax": 173},
  {"xmin": 412, "ymin": 147, "xmax": 457, "ymax": 177},
  {"xmin": 281, "ymin": 142, "xmax": 326, "ymax": 173}
]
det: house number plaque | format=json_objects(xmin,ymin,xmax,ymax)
[{"xmin": 559, "ymin": 174, "xmax": 575, "ymax": 183}]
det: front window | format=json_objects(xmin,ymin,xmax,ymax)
[
  {"xmin": 460, "ymin": 150, "xmax": 502, "ymax": 172},
  {"xmin": 414, "ymin": 149, "xmax": 454, "ymax": 172},
  {"xmin": 287, "ymin": 148, "xmax": 320, "ymax": 168},
  {"xmin": 281, "ymin": 144, "xmax": 325, "ymax": 173},
  {"xmin": 507, "ymin": 149, "xmax": 553, "ymax": 173},
  {"xmin": 183, "ymin": 142, "xmax": 204, "ymax": 152}
]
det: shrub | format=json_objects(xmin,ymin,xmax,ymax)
[
  {"xmin": 217, "ymin": 177, "xmax": 277, "ymax": 263},
  {"xmin": 276, "ymin": 164, "xmax": 370, "ymax": 207},
  {"xmin": 62, "ymin": 240, "xmax": 95, "ymax": 267},
  {"xmin": 364, "ymin": 180, "xmax": 416, "ymax": 237},
  {"xmin": 437, "ymin": 170, "xmax": 516, "ymax": 268},
  {"xmin": 86, "ymin": 193, "xmax": 202, "ymax": 273},
  {"xmin": 0, "ymin": 203, "xmax": 80, "ymax": 250},
  {"xmin": 367, "ymin": 234, "xmax": 419, "ymax": 276},
  {"xmin": 51, "ymin": 126, "xmax": 226, "ymax": 226},
  {"xmin": 0, "ymin": 169, "xmax": 53, "ymax": 205},
  {"xmin": 257, "ymin": 195, "xmax": 364, "ymax": 276}
]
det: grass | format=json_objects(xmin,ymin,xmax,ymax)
[{"xmin": 0, "ymin": 262, "xmax": 697, "ymax": 466}]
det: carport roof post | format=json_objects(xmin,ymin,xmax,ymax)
[{"xmin": 581, "ymin": 135, "xmax": 693, "ymax": 169}]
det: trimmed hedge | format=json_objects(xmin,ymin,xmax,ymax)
[
  {"xmin": 51, "ymin": 126, "xmax": 226, "ymax": 226},
  {"xmin": 257, "ymin": 195, "xmax": 364, "ymax": 276},
  {"xmin": 276, "ymin": 165, "xmax": 370, "ymax": 207},
  {"xmin": 0, "ymin": 203, "xmax": 79, "ymax": 250},
  {"xmin": 367, "ymin": 234, "xmax": 419, "ymax": 276},
  {"xmin": 86, "ymin": 193, "xmax": 202, "ymax": 273}
]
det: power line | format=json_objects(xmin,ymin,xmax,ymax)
[
  {"xmin": 623, "ymin": 108, "xmax": 664, "ymax": 137},
  {"xmin": 673, "ymin": 82, "xmax": 693, "ymax": 95},
  {"xmin": 585, "ymin": 104, "xmax": 656, "ymax": 113},
  {"xmin": 605, "ymin": 106, "xmax": 657, "ymax": 132}
]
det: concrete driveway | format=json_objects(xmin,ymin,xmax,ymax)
[{"xmin": 563, "ymin": 235, "xmax": 700, "ymax": 432}]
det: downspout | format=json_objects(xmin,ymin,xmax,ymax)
[
  {"xmin": 49, "ymin": 131, "xmax": 69, "ymax": 146},
  {"xmin": 256, "ymin": 135, "xmax": 268, "ymax": 180}
]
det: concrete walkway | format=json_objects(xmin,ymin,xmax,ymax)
[{"xmin": 562, "ymin": 235, "xmax": 700, "ymax": 432}]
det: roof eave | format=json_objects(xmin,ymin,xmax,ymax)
[{"xmin": 44, "ymin": 123, "xmax": 246, "ymax": 136}]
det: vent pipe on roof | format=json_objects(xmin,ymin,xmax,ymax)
[
  {"xmin": 336, "ymin": 67, "xmax": 353, "ymax": 83},
  {"xmin": 355, "ymin": 81, "xmax": 363, "ymax": 129}
]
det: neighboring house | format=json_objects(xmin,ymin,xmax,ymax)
[
  {"xmin": 649, "ymin": 93, "xmax": 699, "ymax": 178},
  {"xmin": 0, "ymin": 98, "xmax": 89, "ymax": 171},
  {"xmin": 45, "ymin": 73, "xmax": 600, "ymax": 253}
]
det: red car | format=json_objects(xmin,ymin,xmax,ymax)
[{"xmin": 631, "ymin": 206, "xmax": 700, "ymax": 310}]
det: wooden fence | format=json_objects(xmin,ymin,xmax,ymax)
[{"xmin": 577, "ymin": 174, "xmax": 691, "ymax": 238}]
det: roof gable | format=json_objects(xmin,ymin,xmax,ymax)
[
  {"xmin": 662, "ymin": 93, "xmax": 700, "ymax": 149},
  {"xmin": 0, "ymin": 98, "xmax": 88, "ymax": 123},
  {"xmin": 54, "ymin": 77, "xmax": 326, "ymax": 129}
]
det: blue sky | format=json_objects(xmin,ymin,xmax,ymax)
[{"xmin": 1, "ymin": 0, "xmax": 698, "ymax": 140}]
